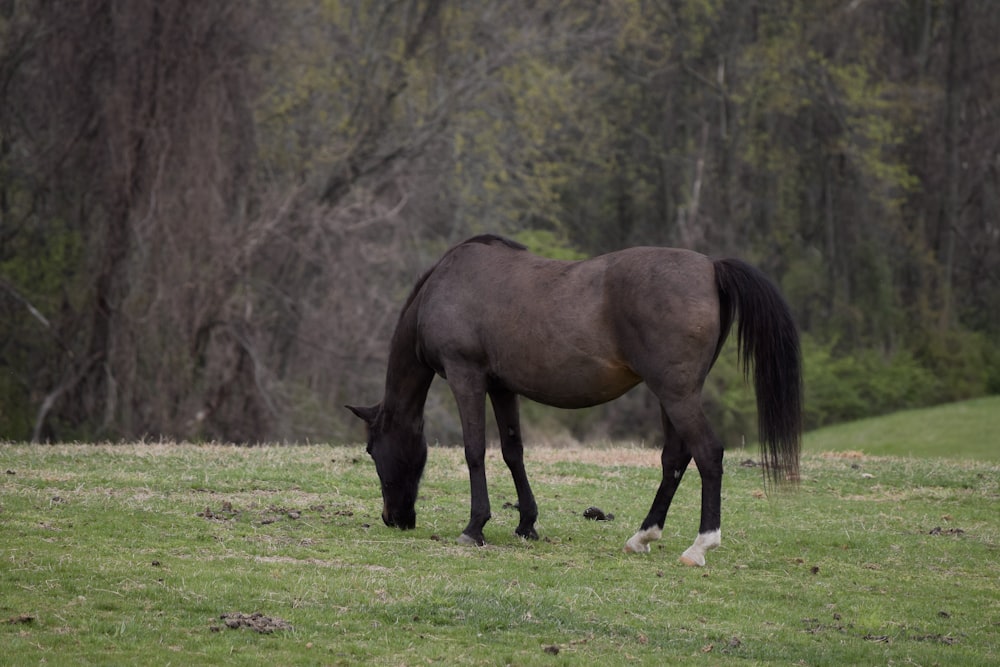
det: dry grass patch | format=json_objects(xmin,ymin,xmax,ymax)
[{"xmin": 520, "ymin": 444, "xmax": 660, "ymax": 468}]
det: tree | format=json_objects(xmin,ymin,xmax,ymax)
[
  {"xmin": 1, "ymin": 0, "xmax": 266, "ymax": 440},
  {"xmin": 0, "ymin": 0, "xmax": 996, "ymax": 444}
]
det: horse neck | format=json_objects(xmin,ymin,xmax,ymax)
[{"xmin": 380, "ymin": 306, "xmax": 434, "ymax": 435}]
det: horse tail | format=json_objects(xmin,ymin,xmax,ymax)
[{"xmin": 713, "ymin": 258, "xmax": 803, "ymax": 485}]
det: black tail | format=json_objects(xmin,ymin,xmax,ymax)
[{"xmin": 714, "ymin": 258, "xmax": 802, "ymax": 484}]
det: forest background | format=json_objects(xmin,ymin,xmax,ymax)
[{"xmin": 1, "ymin": 0, "xmax": 997, "ymax": 446}]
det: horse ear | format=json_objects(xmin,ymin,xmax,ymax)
[{"xmin": 345, "ymin": 404, "xmax": 379, "ymax": 425}]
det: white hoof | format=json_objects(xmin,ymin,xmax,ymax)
[
  {"xmin": 679, "ymin": 530, "xmax": 721, "ymax": 567},
  {"xmin": 678, "ymin": 549, "xmax": 705, "ymax": 567},
  {"xmin": 624, "ymin": 526, "xmax": 662, "ymax": 554},
  {"xmin": 456, "ymin": 533, "xmax": 481, "ymax": 546}
]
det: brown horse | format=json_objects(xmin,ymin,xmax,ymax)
[{"xmin": 348, "ymin": 234, "xmax": 801, "ymax": 566}]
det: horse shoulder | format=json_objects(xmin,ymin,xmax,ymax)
[{"xmin": 412, "ymin": 247, "xmax": 506, "ymax": 362}]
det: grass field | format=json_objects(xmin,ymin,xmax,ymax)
[
  {"xmin": 804, "ymin": 395, "xmax": 1000, "ymax": 462},
  {"xmin": 2, "ymin": 400, "xmax": 998, "ymax": 665}
]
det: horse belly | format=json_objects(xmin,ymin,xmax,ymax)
[{"xmin": 499, "ymin": 355, "xmax": 641, "ymax": 409}]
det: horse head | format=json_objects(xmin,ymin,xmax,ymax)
[{"xmin": 346, "ymin": 403, "xmax": 427, "ymax": 530}]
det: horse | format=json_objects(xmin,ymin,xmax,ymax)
[{"xmin": 348, "ymin": 234, "xmax": 802, "ymax": 566}]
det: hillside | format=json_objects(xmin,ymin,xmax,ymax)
[{"xmin": 804, "ymin": 396, "xmax": 1000, "ymax": 461}]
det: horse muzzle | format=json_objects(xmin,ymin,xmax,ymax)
[{"xmin": 382, "ymin": 508, "xmax": 416, "ymax": 530}]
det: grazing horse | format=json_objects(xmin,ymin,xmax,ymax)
[{"xmin": 348, "ymin": 234, "xmax": 801, "ymax": 566}]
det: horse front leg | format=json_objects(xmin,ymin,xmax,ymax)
[
  {"xmin": 489, "ymin": 387, "xmax": 539, "ymax": 540},
  {"xmin": 446, "ymin": 365, "xmax": 491, "ymax": 546},
  {"xmin": 625, "ymin": 407, "xmax": 691, "ymax": 553}
]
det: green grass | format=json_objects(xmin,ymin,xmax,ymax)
[
  {"xmin": 805, "ymin": 395, "xmax": 1000, "ymax": 461},
  {"xmin": 1, "ymin": 407, "xmax": 998, "ymax": 665}
]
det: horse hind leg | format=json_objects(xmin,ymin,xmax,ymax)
[
  {"xmin": 489, "ymin": 387, "xmax": 539, "ymax": 540},
  {"xmin": 668, "ymin": 398, "xmax": 724, "ymax": 567},
  {"xmin": 625, "ymin": 406, "xmax": 692, "ymax": 553},
  {"xmin": 625, "ymin": 396, "xmax": 724, "ymax": 566}
]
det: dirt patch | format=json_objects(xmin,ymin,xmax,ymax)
[
  {"xmin": 198, "ymin": 501, "xmax": 239, "ymax": 520},
  {"xmin": 802, "ymin": 616, "xmax": 851, "ymax": 635},
  {"xmin": 197, "ymin": 500, "xmax": 357, "ymax": 526},
  {"xmin": 212, "ymin": 612, "xmax": 292, "ymax": 634},
  {"xmin": 3, "ymin": 614, "xmax": 34, "ymax": 625}
]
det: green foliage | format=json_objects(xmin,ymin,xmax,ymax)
[
  {"xmin": 3, "ymin": 1, "xmax": 997, "ymax": 443},
  {"xmin": 0, "ymin": 216, "xmax": 86, "ymax": 439},
  {"xmin": 705, "ymin": 332, "xmax": 992, "ymax": 449},
  {"xmin": 986, "ymin": 345, "xmax": 1000, "ymax": 396},
  {"xmin": 801, "ymin": 335, "xmax": 939, "ymax": 429},
  {"xmin": 448, "ymin": 38, "xmax": 614, "ymax": 235},
  {"xmin": 703, "ymin": 339, "xmax": 758, "ymax": 448},
  {"xmin": 510, "ymin": 229, "xmax": 586, "ymax": 261},
  {"xmin": 911, "ymin": 328, "xmax": 993, "ymax": 403}
]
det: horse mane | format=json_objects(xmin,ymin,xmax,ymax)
[
  {"xmin": 396, "ymin": 235, "xmax": 526, "ymax": 319},
  {"xmin": 463, "ymin": 234, "xmax": 527, "ymax": 251}
]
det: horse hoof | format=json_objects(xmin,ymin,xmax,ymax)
[
  {"xmin": 516, "ymin": 528, "xmax": 539, "ymax": 541},
  {"xmin": 624, "ymin": 526, "xmax": 662, "ymax": 554},
  {"xmin": 457, "ymin": 533, "xmax": 485, "ymax": 547},
  {"xmin": 679, "ymin": 530, "xmax": 719, "ymax": 567},
  {"xmin": 679, "ymin": 553, "xmax": 706, "ymax": 567}
]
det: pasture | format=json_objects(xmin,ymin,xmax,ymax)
[
  {"xmin": 804, "ymin": 395, "xmax": 1000, "ymax": 462},
  {"xmin": 2, "ymin": 404, "xmax": 999, "ymax": 665}
]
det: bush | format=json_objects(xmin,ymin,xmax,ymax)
[
  {"xmin": 911, "ymin": 329, "xmax": 993, "ymax": 403},
  {"xmin": 799, "ymin": 329, "xmax": 999, "ymax": 432},
  {"xmin": 703, "ymin": 332, "xmax": 993, "ymax": 446},
  {"xmin": 702, "ymin": 340, "xmax": 758, "ymax": 449}
]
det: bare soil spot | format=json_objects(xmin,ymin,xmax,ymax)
[
  {"xmin": 196, "ymin": 500, "xmax": 359, "ymax": 527},
  {"xmin": 3, "ymin": 614, "xmax": 34, "ymax": 625},
  {"xmin": 198, "ymin": 501, "xmax": 238, "ymax": 520}
]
